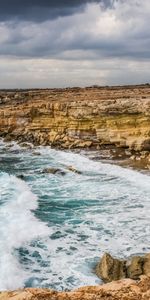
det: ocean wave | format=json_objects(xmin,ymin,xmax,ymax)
[
  {"xmin": 0, "ymin": 172, "xmax": 49, "ymax": 290},
  {"xmin": 0, "ymin": 141, "xmax": 150, "ymax": 290}
]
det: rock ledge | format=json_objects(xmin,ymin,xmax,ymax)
[{"xmin": 0, "ymin": 276, "xmax": 150, "ymax": 300}]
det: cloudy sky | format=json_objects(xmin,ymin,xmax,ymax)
[{"xmin": 0, "ymin": 0, "xmax": 149, "ymax": 88}]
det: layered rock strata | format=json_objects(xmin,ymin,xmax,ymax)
[
  {"xmin": 0, "ymin": 85, "xmax": 150, "ymax": 153},
  {"xmin": 96, "ymin": 253, "xmax": 150, "ymax": 283},
  {"xmin": 0, "ymin": 276, "xmax": 150, "ymax": 300}
]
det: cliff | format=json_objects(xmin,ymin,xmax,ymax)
[
  {"xmin": 0, "ymin": 276, "xmax": 150, "ymax": 300},
  {"xmin": 0, "ymin": 85, "xmax": 150, "ymax": 152}
]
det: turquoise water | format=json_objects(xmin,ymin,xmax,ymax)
[{"xmin": 0, "ymin": 139, "xmax": 150, "ymax": 291}]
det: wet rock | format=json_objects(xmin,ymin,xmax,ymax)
[
  {"xmin": 143, "ymin": 254, "xmax": 150, "ymax": 276},
  {"xmin": 67, "ymin": 166, "xmax": 82, "ymax": 174},
  {"xmin": 141, "ymin": 138, "xmax": 150, "ymax": 151},
  {"xmin": 18, "ymin": 142, "xmax": 33, "ymax": 149},
  {"xmin": 17, "ymin": 174, "xmax": 25, "ymax": 180},
  {"xmin": 73, "ymin": 140, "xmax": 93, "ymax": 148},
  {"xmin": 3, "ymin": 135, "xmax": 12, "ymax": 142},
  {"xmin": 130, "ymin": 155, "xmax": 136, "ymax": 160},
  {"xmin": 140, "ymin": 151, "xmax": 149, "ymax": 159},
  {"xmin": 42, "ymin": 168, "xmax": 66, "ymax": 176},
  {"xmin": 127, "ymin": 256, "xmax": 144, "ymax": 280},
  {"xmin": 96, "ymin": 253, "xmax": 126, "ymax": 283},
  {"xmin": 96, "ymin": 253, "xmax": 150, "ymax": 283},
  {"xmin": 32, "ymin": 151, "xmax": 41, "ymax": 156}
]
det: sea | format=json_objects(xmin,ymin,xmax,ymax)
[{"xmin": 0, "ymin": 139, "xmax": 150, "ymax": 291}]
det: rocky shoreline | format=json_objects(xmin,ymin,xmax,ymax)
[
  {"xmin": 0, "ymin": 276, "xmax": 150, "ymax": 299},
  {"xmin": 96, "ymin": 253, "xmax": 150, "ymax": 282},
  {"xmin": 79, "ymin": 147, "xmax": 150, "ymax": 172},
  {"xmin": 0, "ymin": 85, "xmax": 150, "ymax": 170},
  {"xmin": 0, "ymin": 85, "xmax": 150, "ymax": 299}
]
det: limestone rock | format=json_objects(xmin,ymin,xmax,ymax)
[
  {"xmin": 141, "ymin": 138, "xmax": 150, "ymax": 151},
  {"xmin": 127, "ymin": 256, "xmax": 144, "ymax": 279},
  {"xmin": 0, "ymin": 85, "xmax": 149, "ymax": 153},
  {"xmin": 67, "ymin": 166, "xmax": 82, "ymax": 174},
  {"xmin": 96, "ymin": 253, "xmax": 150, "ymax": 283},
  {"xmin": 42, "ymin": 168, "xmax": 66, "ymax": 175},
  {"xmin": 18, "ymin": 142, "xmax": 33, "ymax": 149},
  {"xmin": 143, "ymin": 253, "xmax": 150, "ymax": 276},
  {"xmin": 32, "ymin": 151, "xmax": 41, "ymax": 156},
  {"xmin": 0, "ymin": 276, "xmax": 150, "ymax": 300},
  {"xmin": 96, "ymin": 253, "xmax": 126, "ymax": 283}
]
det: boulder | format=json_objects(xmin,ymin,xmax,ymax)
[
  {"xmin": 76, "ymin": 140, "xmax": 93, "ymax": 148},
  {"xmin": 3, "ymin": 135, "xmax": 12, "ymax": 142},
  {"xmin": 96, "ymin": 253, "xmax": 150, "ymax": 283},
  {"xmin": 17, "ymin": 174, "xmax": 25, "ymax": 180},
  {"xmin": 42, "ymin": 168, "xmax": 66, "ymax": 176},
  {"xmin": 143, "ymin": 253, "xmax": 150, "ymax": 276},
  {"xmin": 18, "ymin": 142, "xmax": 33, "ymax": 149},
  {"xmin": 67, "ymin": 166, "xmax": 82, "ymax": 174},
  {"xmin": 96, "ymin": 253, "xmax": 126, "ymax": 283},
  {"xmin": 32, "ymin": 151, "xmax": 41, "ymax": 156},
  {"xmin": 141, "ymin": 138, "xmax": 150, "ymax": 151},
  {"xmin": 126, "ymin": 256, "xmax": 144, "ymax": 280}
]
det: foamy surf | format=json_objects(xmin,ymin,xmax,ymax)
[
  {"xmin": 0, "ymin": 140, "xmax": 150, "ymax": 291},
  {"xmin": 0, "ymin": 172, "xmax": 49, "ymax": 290}
]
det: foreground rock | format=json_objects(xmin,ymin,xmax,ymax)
[
  {"xmin": 96, "ymin": 253, "xmax": 126, "ymax": 282},
  {"xmin": 0, "ymin": 276, "xmax": 150, "ymax": 300},
  {"xmin": 96, "ymin": 252, "xmax": 150, "ymax": 283}
]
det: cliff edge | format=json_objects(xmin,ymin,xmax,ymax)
[
  {"xmin": 0, "ymin": 85, "xmax": 150, "ymax": 168},
  {"xmin": 0, "ymin": 276, "xmax": 150, "ymax": 300},
  {"xmin": 0, "ymin": 85, "xmax": 150, "ymax": 150}
]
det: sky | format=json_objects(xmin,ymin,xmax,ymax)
[{"xmin": 0, "ymin": 0, "xmax": 149, "ymax": 88}]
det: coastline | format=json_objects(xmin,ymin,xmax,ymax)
[
  {"xmin": 75, "ymin": 147, "xmax": 150, "ymax": 173},
  {"xmin": 0, "ymin": 276, "xmax": 150, "ymax": 299},
  {"xmin": 0, "ymin": 84, "xmax": 150, "ymax": 173},
  {"xmin": 0, "ymin": 85, "xmax": 150, "ymax": 298},
  {"xmin": 0, "ymin": 85, "xmax": 150, "ymax": 153},
  {"xmin": 0, "ymin": 139, "xmax": 150, "ymax": 299}
]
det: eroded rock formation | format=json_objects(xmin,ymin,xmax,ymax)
[
  {"xmin": 0, "ymin": 85, "xmax": 150, "ymax": 153},
  {"xmin": 96, "ymin": 253, "xmax": 150, "ymax": 283},
  {"xmin": 0, "ymin": 276, "xmax": 150, "ymax": 300}
]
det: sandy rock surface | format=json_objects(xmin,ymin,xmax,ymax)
[
  {"xmin": 0, "ymin": 276, "xmax": 150, "ymax": 300},
  {"xmin": 96, "ymin": 253, "xmax": 150, "ymax": 283},
  {"xmin": 0, "ymin": 85, "xmax": 150, "ymax": 153}
]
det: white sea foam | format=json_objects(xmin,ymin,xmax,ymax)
[
  {"xmin": 38, "ymin": 146, "xmax": 150, "ymax": 190},
  {"xmin": 22, "ymin": 146, "xmax": 150, "ymax": 289},
  {"xmin": 0, "ymin": 143, "xmax": 150, "ymax": 290},
  {"xmin": 0, "ymin": 173, "xmax": 49, "ymax": 290}
]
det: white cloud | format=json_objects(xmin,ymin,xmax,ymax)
[
  {"xmin": 0, "ymin": 56, "xmax": 149, "ymax": 88},
  {"xmin": 0, "ymin": 0, "xmax": 149, "ymax": 87}
]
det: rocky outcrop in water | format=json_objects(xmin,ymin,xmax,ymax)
[
  {"xmin": 0, "ymin": 85, "xmax": 150, "ymax": 152},
  {"xmin": 41, "ymin": 166, "xmax": 82, "ymax": 175},
  {"xmin": 0, "ymin": 276, "xmax": 150, "ymax": 300},
  {"xmin": 42, "ymin": 167, "xmax": 66, "ymax": 175},
  {"xmin": 96, "ymin": 253, "xmax": 150, "ymax": 283}
]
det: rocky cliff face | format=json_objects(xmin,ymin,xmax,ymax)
[
  {"xmin": 0, "ymin": 276, "xmax": 150, "ymax": 300},
  {"xmin": 0, "ymin": 85, "xmax": 150, "ymax": 152}
]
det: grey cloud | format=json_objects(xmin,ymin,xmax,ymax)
[
  {"xmin": 0, "ymin": 0, "xmax": 149, "ymax": 88},
  {"xmin": 0, "ymin": 0, "xmax": 110, "ymax": 22},
  {"xmin": 0, "ymin": 2, "xmax": 150, "ymax": 62},
  {"xmin": 0, "ymin": 56, "xmax": 149, "ymax": 89}
]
